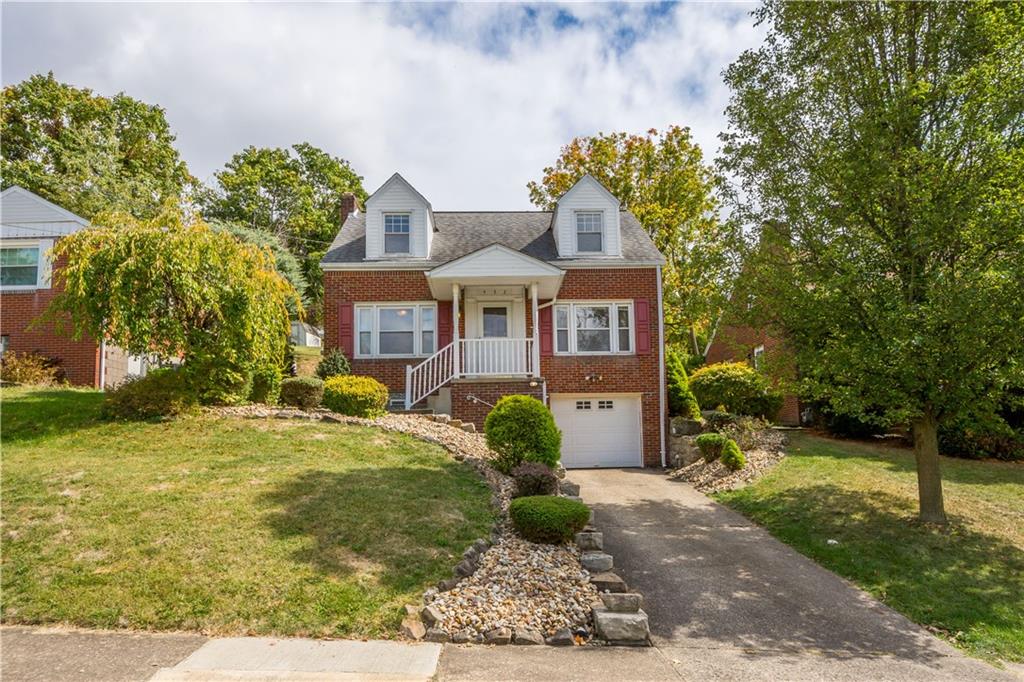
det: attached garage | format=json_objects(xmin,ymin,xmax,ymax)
[{"xmin": 550, "ymin": 394, "xmax": 643, "ymax": 468}]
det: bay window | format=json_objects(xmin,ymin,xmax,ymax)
[
  {"xmin": 355, "ymin": 303, "xmax": 436, "ymax": 357},
  {"xmin": 554, "ymin": 302, "xmax": 633, "ymax": 354}
]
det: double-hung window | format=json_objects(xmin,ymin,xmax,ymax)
[
  {"xmin": 554, "ymin": 302, "xmax": 633, "ymax": 354},
  {"xmin": 383, "ymin": 213, "xmax": 411, "ymax": 254},
  {"xmin": 575, "ymin": 211, "xmax": 604, "ymax": 253},
  {"xmin": 0, "ymin": 244, "xmax": 42, "ymax": 288},
  {"xmin": 355, "ymin": 303, "xmax": 436, "ymax": 357}
]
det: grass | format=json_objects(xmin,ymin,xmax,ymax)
[
  {"xmin": 294, "ymin": 346, "xmax": 321, "ymax": 378},
  {"xmin": 715, "ymin": 432, "xmax": 1024, "ymax": 663},
  {"xmin": 1, "ymin": 385, "xmax": 494, "ymax": 638}
]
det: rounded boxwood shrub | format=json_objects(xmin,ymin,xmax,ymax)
[
  {"xmin": 316, "ymin": 348, "xmax": 351, "ymax": 380},
  {"xmin": 280, "ymin": 376, "xmax": 325, "ymax": 409},
  {"xmin": 510, "ymin": 462, "xmax": 559, "ymax": 498},
  {"xmin": 322, "ymin": 375, "xmax": 388, "ymax": 417},
  {"xmin": 689, "ymin": 362, "xmax": 783, "ymax": 420},
  {"xmin": 484, "ymin": 395, "xmax": 562, "ymax": 473},
  {"xmin": 720, "ymin": 439, "xmax": 747, "ymax": 471},
  {"xmin": 694, "ymin": 432, "xmax": 728, "ymax": 461},
  {"xmin": 102, "ymin": 368, "xmax": 198, "ymax": 420},
  {"xmin": 509, "ymin": 495, "xmax": 591, "ymax": 544},
  {"xmin": 667, "ymin": 347, "xmax": 701, "ymax": 419}
]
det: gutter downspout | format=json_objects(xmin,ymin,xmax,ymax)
[{"xmin": 657, "ymin": 265, "xmax": 666, "ymax": 468}]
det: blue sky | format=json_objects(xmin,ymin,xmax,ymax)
[{"xmin": 2, "ymin": 2, "xmax": 763, "ymax": 209}]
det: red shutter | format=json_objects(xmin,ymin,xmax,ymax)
[
  {"xmin": 539, "ymin": 305, "xmax": 553, "ymax": 356},
  {"xmin": 338, "ymin": 302, "xmax": 354, "ymax": 358},
  {"xmin": 634, "ymin": 298, "xmax": 651, "ymax": 355},
  {"xmin": 437, "ymin": 301, "xmax": 452, "ymax": 348}
]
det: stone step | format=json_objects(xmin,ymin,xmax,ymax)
[
  {"xmin": 600, "ymin": 592, "xmax": 643, "ymax": 613},
  {"xmin": 581, "ymin": 551, "xmax": 613, "ymax": 572},
  {"xmin": 590, "ymin": 571, "xmax": 628, "ymax": 593},
  {"xmin": 592, "ymin": 606, "xmax": 650, "ymax": 645},
  {"xmin": 575, "ymin": 531, "xmax": 603, "ymax": 551}
]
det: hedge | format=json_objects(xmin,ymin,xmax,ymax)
[
  {"xmin": 509, "ymin": 495, "xmax": 591, "ymax": 544},
  {"xmin": 322, "ymin": 375, "xmax": 388, "ymax": 417},
  {"xmin": 689, "ymin": 362, "xmax": 783, "ymax": 420},
  {"xmin": 280, "ymin": 377, "xmax": 325, "ymax": 409}
]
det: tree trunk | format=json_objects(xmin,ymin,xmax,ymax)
[
  {"xmin": 911, "ymin": 411, "xmax": 947, "ymax": 524},
  {"xmin": 689, "ymin": 327, "xmax": 701, "ymax": 358}
]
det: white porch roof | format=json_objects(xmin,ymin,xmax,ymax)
[{"xmin": 426, "ymin": 244, "xmax": 564, "ymax": 299}]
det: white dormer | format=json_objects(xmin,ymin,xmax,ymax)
[
  {"xmin": 364, "ymin": 173, "xmax": 434, "ymax": 259},
  {"xmin": 551, "ymin": 174, "xmax": 622, "ymax": 258}
]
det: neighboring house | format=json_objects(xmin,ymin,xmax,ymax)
[
  {"xmin": 290, "ymin": 321, "xmax": 323, "ymax": 348},
  {"xmin": 705, "ymin": 324, "xmax": 801, "ymax": 426},
  {"xmin": 321, "ymin": 173, "xmax": 668, "ymax": 468},
  {"xmin": 0, "ymin": 186, "xmax": 147, "ymax": 388}
]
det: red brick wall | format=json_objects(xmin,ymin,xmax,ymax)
[
  {"xmin": 450, "ymin": 379, "xmax": 543, "ymax": 428},
  {"xmin": 705, "ymin": 324, "xmax": 800, "ymax": 426},
  {"xmin": 323, "ymin": 267, "xmax": 666, "ymax": 467},
  {"xmin": 0, "ymin": 251, "xmax": 100, "ymax": 387}
]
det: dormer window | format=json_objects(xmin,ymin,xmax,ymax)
[
  {"xmin": 383, "ymin": 213, "xmax": 411, "ymax": 254},
  {"xmin": 576, "ymin": 212, "xmax": 604, "ymax": 253}
]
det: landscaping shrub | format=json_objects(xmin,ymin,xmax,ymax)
[
  {"xmin": 101, "ymin": 369, "xmax": 198, "ymax": 420},
  {"xmin": 702, "ymin": 409, "xmax": 739, "ymax": 432},
  {"xmin": 0, "ymin": 351, "xmax": 63, "ymax": 385},
  {"xmin": 249, "ymin": 365, "xmax": 282, "ymax": 405},
  {"xmin": 322, "ymin": 375, "xmax": 388, "ymax": 417},
  {"xmin": 484, "ymin": 395, "xmax": 561, "ymax": 473},
  {"xmin": 316, "ymin": 348, "xmax": 351, "ymax": 380},
  {"xmin": 510, "ymin": 462, "xmax": 559, "ymax": 498},
  {"xmin": 667, "ymin": 346, "xmax": 701, "ymax": 419},
  {"xmin": 720, "ymin": 416, "xmax": 770, "ymax": 451},
  {"xmin": 279, "ymin": 377, "xmax": 324, "ymax": 409},
  {"xmin": 813, "ymin": 401, "xmax": 888, "ymax": 439},
  {"xmin": 184, "ymin": 357, "xmax": 252, "ymax": 406},
  {"xmin": 689, "ymin": 362, "xmax": 783, "ymax": 419},
  {"xmin": 509, "ymin": 495, "xmax": 590, "ymax": 544},
  {"xmin": 720, "ymin": 439, "xmax": 747, "ymax": 471},
  {"xmin": 695, "ymin": 433, "xmax": 729, "ymax": 461},
  {"xmin": 939, "ymin": 414, "xmax": 1024, "ymax": 462}
]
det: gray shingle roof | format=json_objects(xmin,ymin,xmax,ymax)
[{"xmin": 321, "ymin": 211, "xmax": 664, "ymax": 267}]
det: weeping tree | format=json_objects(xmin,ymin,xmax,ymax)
[
  {"xmin": 720, "ymin": 1, "xmax": 1024, "ymax": 523},
  {"xmin": 46, "ymin": 202, "xmax": 301, "ymax": 403}
]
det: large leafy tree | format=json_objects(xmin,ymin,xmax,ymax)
[
  {"xmin": 720, "ymin": 1, "xmax": 1024, "ymax": 522},
  {"xmin": 1, "ymin": 73, "xmax": 193, "ymax": 219},
  {"xmin": 46, "ymin": 202, "xmax": 300, "ymax": 404},
  {"xmin": 199, "ymin": 143, "xmax": 367, "ymax": 323},
  {"xmin": 528, "ymin": 127, "xmax": 738, "ymax": 353}
]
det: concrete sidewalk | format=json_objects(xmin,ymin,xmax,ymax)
[{"xmin": 0, "ymin": 627, "xmax": 440, "ymax": 682}]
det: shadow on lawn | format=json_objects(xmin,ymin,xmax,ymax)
[
  {"xmin": 259, "ymin": 464, "xmax": 493, "ymax": 593},
  {"xmin": 0, "ymin": 389, "xmax": 105, "ymax": 444}
]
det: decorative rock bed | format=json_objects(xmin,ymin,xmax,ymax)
[{"xmin": 211, "ymin": 405, "xmax": 650, "ymax": 647}]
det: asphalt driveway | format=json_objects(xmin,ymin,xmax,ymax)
[{"xmin": 563, "ymin": 468, "xmax": 1014, "ymax": 681}]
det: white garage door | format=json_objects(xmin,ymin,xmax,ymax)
[{"xmin": 551, "ymin": 395, "xmax": 642, "ymax": 468}]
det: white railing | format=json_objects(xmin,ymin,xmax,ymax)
[
  {"xmin": 405, "ymin": 337, "xmax": 535, "ymax": 409},
  {"xmin": 406, "ymin": 341, "xmax": 458, "ymax": 410},
  {"xmin": 461, "ymin": 338, "xmax": 534, "ymax": 377}
]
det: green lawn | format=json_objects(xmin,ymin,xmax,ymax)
[
  {"xmin": 1, "ymin": 386, "xmax": 494, "ymax": 638},
  {"xmin": 294, "ymin": 346, "xmax": 321, "ymax": 377},
  {"xmin": 715, "ymin": 432, "xmax": 1024, "ymax": 663}
]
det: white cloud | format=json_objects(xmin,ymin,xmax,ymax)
[{"xmin": 2, "ymin": 2, "xmax": 763, "ymax": 209}]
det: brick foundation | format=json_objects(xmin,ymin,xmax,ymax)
[{"xmin": 449, "ymin": 379, "xmax": 543, "ymax": 428}]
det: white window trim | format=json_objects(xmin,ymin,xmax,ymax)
[
  {"xmin": 0, "ymin": 238, "xmax": 52, "ymax": 291},
  {"xmin": 382, "ymin": 212, "xmax": 412, "ymax": 256},
  {"xmin": 574, "ymin": 210, "xmax": 605, "ymax": 255},
  {"xmin": 554, "ymin": 301, "xmax": 634, "ymax": 356},
  {"xmin": 354, "ymin": 302, "xmax": 437, "ymax": 359}
]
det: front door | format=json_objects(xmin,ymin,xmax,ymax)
[{"xmin": 466, "ymin": 303, "xmax": 516, "ymax": 374}]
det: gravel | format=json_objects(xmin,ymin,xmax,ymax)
[{"xmin": 669, "ymin": 429, "xmax": 788, "ymax": 494}]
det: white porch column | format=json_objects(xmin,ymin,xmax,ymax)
[
  {"xmin": 452, "ymin": 282, "xmax": 461, "ymax": 377},
  {"xmin": 530, "ymin": 282, "xmax": 540, "ymax": 377}
]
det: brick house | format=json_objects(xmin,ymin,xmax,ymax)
[
  {"xmin": 0, "ymin": 186, "xmax": 147, "ymax": 388},
  {"xmin": 705, "ymin": 325, "xmax": 801, "ymax": 426},
  {"xmin": 322, "ymin": 173, "xmax": 668, "ymax": 468}
]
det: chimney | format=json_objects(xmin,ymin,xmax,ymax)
[{"xmin": 339, "ymin": 193, "xmax": 359, "ymax": 225}]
